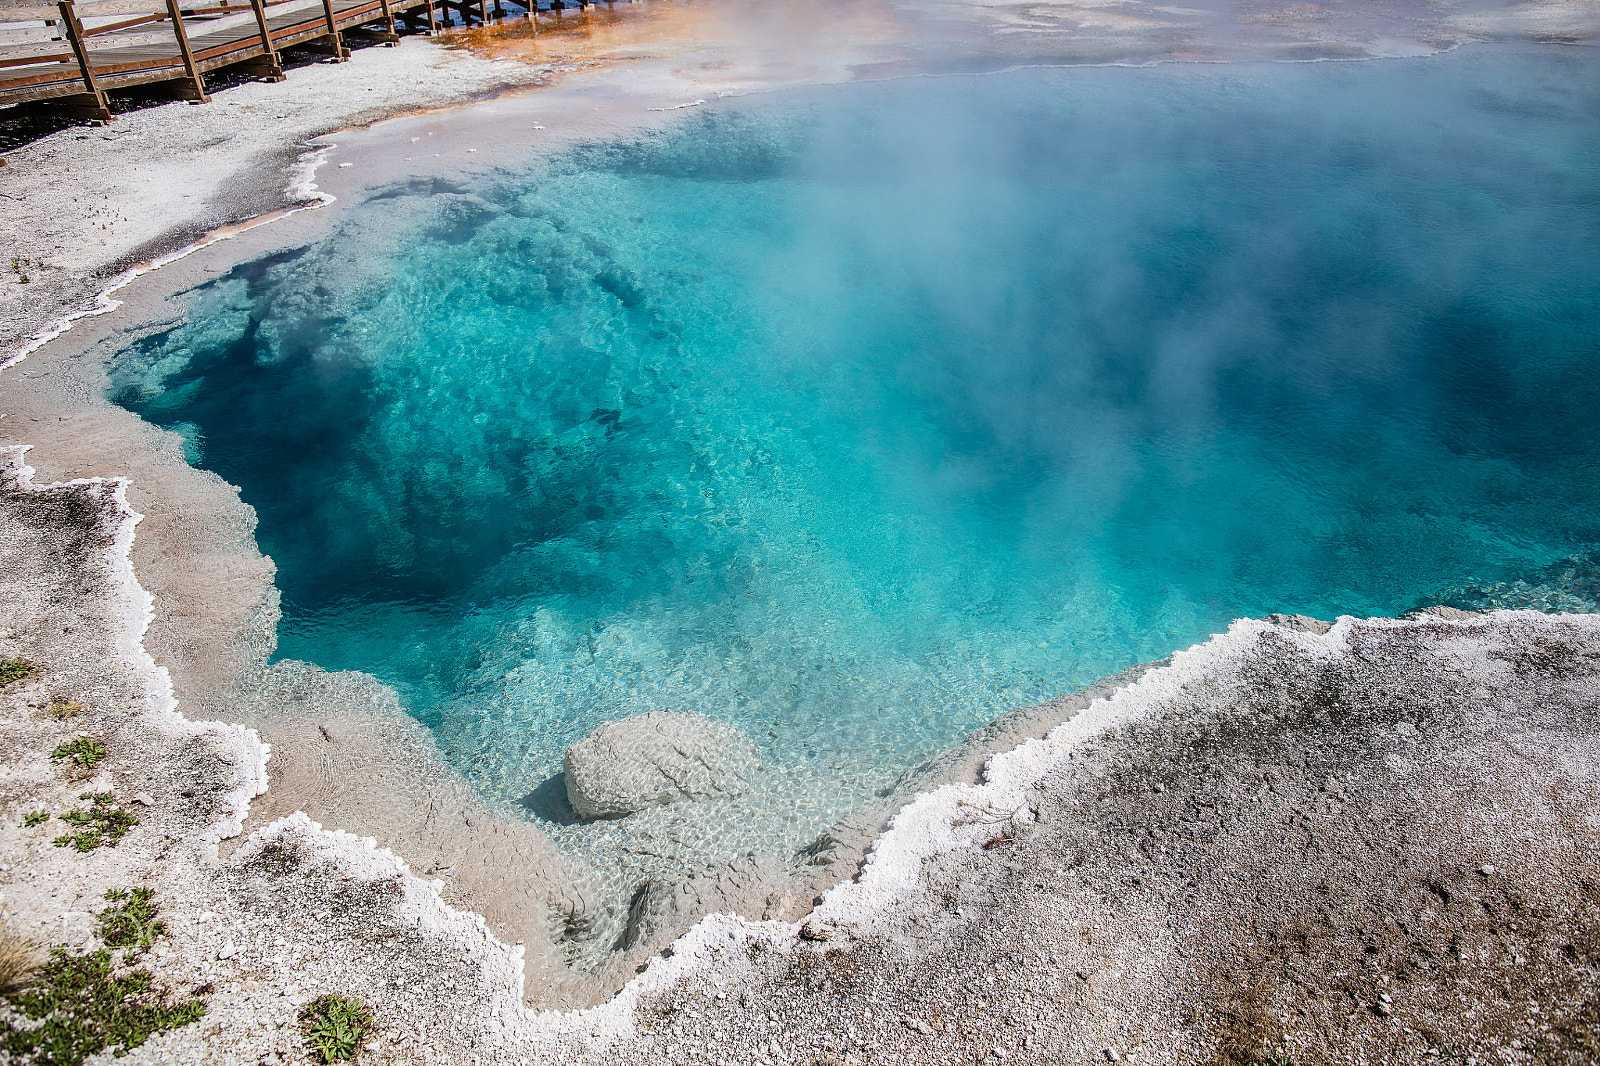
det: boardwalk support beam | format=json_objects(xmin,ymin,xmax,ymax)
[
  {"xmin": 163, "ymin": 0, "xmax": 211, "ymax": 102},
  {"xmin": 378, "ymin": 0, "xmax": 399, "ymax": 43},
  {"xmin": 400, "ymin": 3, "xmax": 438, "ymax": 34},
  {"xmin": 54, "ymin": 0, "xmax": 111, "ymax": 123},
  {"xmin": 246, "ymin": 0, "xmax": 286, "ymax": 81},
  {"xmin": 318, "ymin": 0, "xmax": 352, "ymax": 59}
]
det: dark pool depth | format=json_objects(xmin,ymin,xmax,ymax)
[{"xmin": 109, "ymin": 47, "xmax": 1600, "ymax": 811}]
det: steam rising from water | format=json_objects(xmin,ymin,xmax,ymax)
[
  {"xmin": 451, "ymin": 0, "xmax": 1600, "ymax": 83},
  {"xmin": 109, "ymin": 47, "xmax": 1600, "ymax": 840}
]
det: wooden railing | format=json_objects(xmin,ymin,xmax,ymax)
[{"xmin": 0, "ymin": 0, "xmax": 614, "ymax": 123}]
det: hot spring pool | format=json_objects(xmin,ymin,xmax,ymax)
[{"xmin": 108, "ymin": 47, "xmax": 1600, "ymax": 838}]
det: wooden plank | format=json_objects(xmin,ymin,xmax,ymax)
[
  {"xmin": 264, "ymin": 10, "xmax": 335, "ymax": 48},
  {"xmin": 79, "ymin": 54, "xmax": 178, "ymax": 73},
  {"xmin": 0, "ymin": 62, "xmax": 84, "ymax": 89},
  {"xmin": 190, "ymin": 37, "xmax": 257, "ymax": 64},
  {"xmin": 0, "ymin": 48, "xmax": 72, "ymax": 66},
  {"xmin": 80, "ymin": 10, "xmax": 164, "ymax": 35},
  {"xmin": 0, "ymin": 39, "xmax": 79, "ymax": 61}
]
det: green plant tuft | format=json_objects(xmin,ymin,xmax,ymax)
[
  {"xmin": 300, "ymin": 994, "xmax": 374, "ymax": 1062},
  {"xmin": 50, "ymin": 738, "xmax": 106, "ymax": 774},
  {"xmin": 0, "ymin": 658, "xmax": 34, "ymax": 686},
  {"xmin": 96, "ymin": 888, "xmax": 165, "ymax": 951},
  {"xmin": 47, "ymin": 701, "xmax": 84, "ymax": 719},
  {"xmin": 52, "ymin": 831, "xmax": 101, "ymax": 852},
  {"xmin": 0, "ymin": 948, "xmax": 206, "ymax": 1065},
  {"xmin": 23, "ymin": 810, "xmax": 48, "ymax": 827},
  {"xmin": 48, "ymin": 794, "xmax": 136, "ymax": 852}
]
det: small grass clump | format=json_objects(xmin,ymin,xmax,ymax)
[
  {"xmin": 23, "ymin": 810, "xmax": 48, "ymax": 827},
  {"xmin": 51, "ymin": 794, "xmax": 137, "ymax": 853},
  {"xmin": 46, "ymin": 701, "xmax": 84, "ymax": 720},
  {"xmin": 300, "ymin": 994, "xmax": 374, "ymax": 1063},
  {"xmin": 0, "ymin": 658, "xmax": 34, "ymax": 686},
  {"xmin": 50, "ymin": 738, "xmax": 107, "ymax": 776},
  {"xmin": 0, "ymin": 948, "xmax": 206, "ymax": 1064},
  {"xmin": 0, "ymin": 888, "xmax": 204, "ymax": 1066},
  {"xmin": 96, "ymin": 889, "xmax": 164, "ymax": 952},
  {"xmin": 0, "ymin": 920, "xmax": 39, "ymax": 994}
]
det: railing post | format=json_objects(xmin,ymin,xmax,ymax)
[
  {"xmin": 321, "ymin": 0, "xmax": 351, "ymax": 58},
  {"xmin": 55, "ymin": 0, "xmax": 113, "ymax": 123},
  {"xmin": 426, "ymin": 0, "xmax": 438, "ymax": 34},
  {"xmin": 247, "ymin": 0, "xmax": 286, "ymax": 79},
  {"xmin": 162, "ymin": 0, "xmax": 211, "ymax": 102}
]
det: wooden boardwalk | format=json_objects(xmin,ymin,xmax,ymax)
[{"xmin": 0, "ymin": 0, "xmax": 594, "ymax": 123}]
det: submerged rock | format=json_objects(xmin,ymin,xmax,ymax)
[
  {"xmin": 563, "ymin": 711, "xmax": 760, "ymax": 820},
  {"xmin": 1425, "ymin": 550, "xmax": 1600, "ymax": 615}
]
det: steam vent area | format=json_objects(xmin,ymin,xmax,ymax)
[{"xmin": 2, "ymin": 1, "xmax": 1599, "ymax": 1064}]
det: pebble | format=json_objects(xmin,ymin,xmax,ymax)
[
  {"xmin": 1105, "ymin": 1050, "xmax": 1122, "ymax": 1062},
  {"xmin": 1478, "ymin": 864, "xmax": 1496, "ymax": 876},
  {"xmin": 800, "ymin": 920, "xmax": 833, "ymax": 941}
]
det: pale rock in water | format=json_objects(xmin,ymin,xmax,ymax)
[{"xmin": 563, "ymin": 711, "xmax": 760, "ymax": 819}]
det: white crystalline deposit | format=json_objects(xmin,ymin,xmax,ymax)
[
  {"xmin": 564, "ymin": 711, "xmax": 761, "ymax": 820},
  {"xmin": 0, "ymin": 446, "xmax": 270, "ymax": 849}
]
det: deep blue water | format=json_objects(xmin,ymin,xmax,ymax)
[{"xmin": 110, "ymin": 47, "xmax": 1600, "ymax": 808}]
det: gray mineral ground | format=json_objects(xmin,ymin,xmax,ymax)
[
  {"xmin": 607, "ymin": 610, "xmax": 1600, "ymax": 1066},
  {"xmin": 2, "ymin": 459, "xmax": 1597, "ymax": 1065}
]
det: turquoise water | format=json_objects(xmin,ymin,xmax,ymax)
[{"xmin": 110, "ymin": 48, "xmax": 1600, "ymax": 812}]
